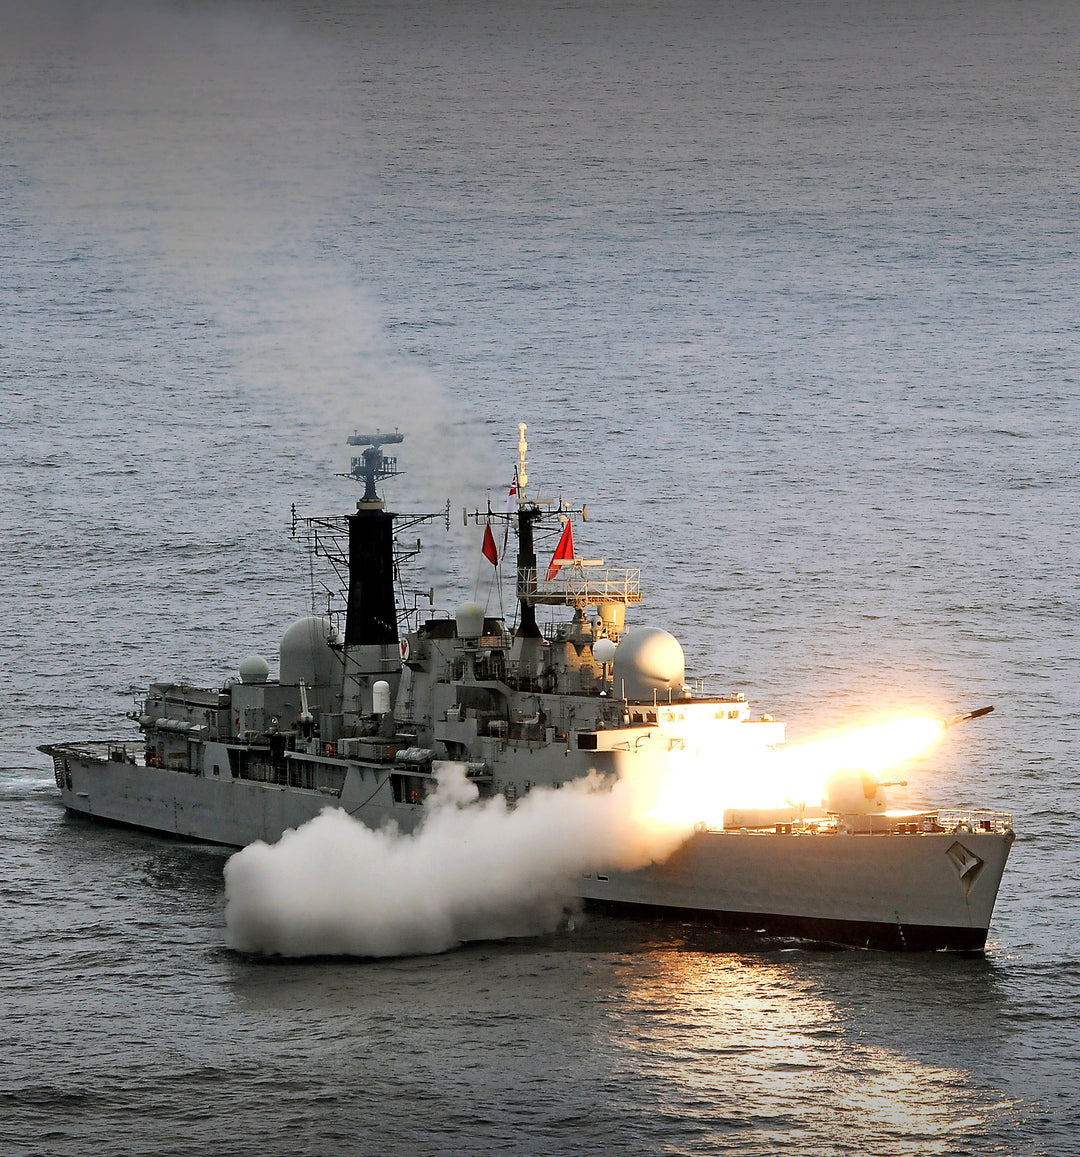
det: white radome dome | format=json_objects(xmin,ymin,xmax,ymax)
[
  {"xmin": 279, "ymin": 616, "xmax": 339, "ymax": 688},
  {"xmin": 592, "ymin": 638, "xmax": 617, "ymax": 664},
  {"xmin": 612, "ymin": 627, "xmax": 687, "ymax": 701},
  {"xmin": 455, "ymin": 601, "xmax": 485, "ymax": 639},
  {"xmin": 238, "ymin": 654, "xmax": 270, "ymax": 683}
]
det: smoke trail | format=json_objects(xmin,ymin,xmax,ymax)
[
  {"xmin": 6, "ymin": 0, "xmax": 497, "ymax": 501},
  {"xmin": 224, "ymin": 763, "xmax": 690, "ymax": 958}
]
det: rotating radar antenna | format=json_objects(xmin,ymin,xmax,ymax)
[{"xmin": 345, "ymin": 430, "xmax": 405, "ymax": 506}]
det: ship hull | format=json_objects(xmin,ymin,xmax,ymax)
[
  {"xmin": 46, "ymin": 744, "xmax": 405, "ymax": 848},
  {"xmin": 581, "ymin": 898, "xmax": 990, "ymax": 952},
  {"xmin": 579, "ymin": 826, "xmax": 1014, "ymax": 952},
  {"xmin": 47, "ymin": 745, "xmax": 1013, "ymax": 952}
]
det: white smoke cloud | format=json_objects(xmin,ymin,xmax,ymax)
[{"xmin": 223, "ymin": 763, "xmax": 690, "ymax": 958}]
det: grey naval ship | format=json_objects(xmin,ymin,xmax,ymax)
[{"xmin": 41, "ymin": 425, "xmax": 1014, "ymax": 952}]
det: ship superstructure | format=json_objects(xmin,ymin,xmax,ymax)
[{"xmin": 41, "ymin": 425, "xmax": 1014, "ymax": 951}]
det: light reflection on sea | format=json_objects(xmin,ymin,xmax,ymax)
[{"xmin": 607, "ymin": 946, "xmax": 1022, "ymax": 1155}]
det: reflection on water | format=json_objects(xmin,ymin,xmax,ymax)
[{"xmin": 609, "ymin": 944, "xmax": 1021, "ymax": 1155}]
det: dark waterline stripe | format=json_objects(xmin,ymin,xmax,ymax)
[{"xmin": 584, "ymin": 898, "xmax": 989, "ymax": 953}]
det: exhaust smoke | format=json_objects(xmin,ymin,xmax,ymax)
[{"xmin": 224, "ymin": 762, "xmax": 689, "ymax": 958}]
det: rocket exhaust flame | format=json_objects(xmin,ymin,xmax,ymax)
[
  {"xmin": 642, "ymin": 714, "xmax": 960, "ymax": 829},
  {"xmin": 780, "ymin": 716, "xmax": 944, "ymax": 771}
]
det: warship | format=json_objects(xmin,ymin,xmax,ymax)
[{"xmin": 41, "ymin": 425, "xmax": 1014, "ymax": 951}]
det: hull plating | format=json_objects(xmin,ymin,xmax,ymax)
[{"xmin": 579, "ymin": 827, "xmax": 1013, "ymax": 951}]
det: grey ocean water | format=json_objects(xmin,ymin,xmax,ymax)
[{"xmin": 2, "ymin": 1, "xmax": 1077, "ymax": 1153}]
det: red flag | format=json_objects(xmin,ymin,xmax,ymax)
[
  {"xmin": 545, "ymin": 520, "xmax": 574, "ymax": 580},
  {"xmin": 482, "ymin": 524, "xmax": 499, "ymax": 566}
]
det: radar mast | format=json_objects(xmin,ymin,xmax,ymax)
[{"xmin": 346, "ymin": 430, "xmax": 404, "ymax": 508}]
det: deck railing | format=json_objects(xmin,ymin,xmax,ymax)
[{"xmin": 518, "ymin": 565, "xmax": 642, "ymax": 607}]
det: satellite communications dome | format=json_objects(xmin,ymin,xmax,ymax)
[
  {"xmin": 612, "ymin": 627, "xmax": 687, "ymax": 702},
  {"xmin": 238, "ymin": 654, "xmax": 270, "ymax": 684},
  {"xmin": 279, "ymin": 616, "xmax": 339, "ymax": 689},
  {"xmin": 592, "ymin": 638, "xmax": 617, "ymax": 665}
]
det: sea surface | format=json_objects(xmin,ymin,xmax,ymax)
[{"xmin": 2, "ymin": 2, "xmax": 1078, "ymax": 1153}]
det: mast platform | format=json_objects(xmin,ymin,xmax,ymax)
[{"xmin": 517, "ymin": 564, "xmax": 642, "ymax": 608}]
